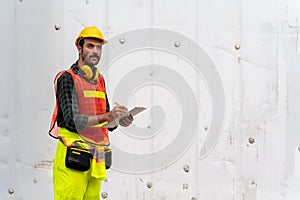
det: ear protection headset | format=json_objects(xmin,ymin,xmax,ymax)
[{"xmin": 81, "ymin": 65, "xmax": 99, "ymax": 81}]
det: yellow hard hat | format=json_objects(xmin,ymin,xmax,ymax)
[{"xmin": 75, "ymin": 26, "xmax": 107, "ymax": 46}]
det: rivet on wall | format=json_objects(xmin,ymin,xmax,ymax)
[
  {"xmin": 54, "ymin": 24, "xmax": 61, "ymax": 31},
  {"xmin": 101, "ymin": 192, "xmax": 108, "ymax": 199},
  {"xmin": 8, "ymin": 187, "xmax": 14, "ymax": 194},
  {"xmin": 119, "ymin": 38, "xmax": 126, "ymax": 44},
  {"xmin": 146, "ymin": 181, "xmax": 153, "ymax": 188},
  {"xmin": 183, "ymin": 165, "xmax": 190, "ymax": 173},
  {"xmin": 234, "ymin": 43, "xmax": 241, "ymax": 50},
  {"xmin": 250, "ymin": 179, "xmax": 257, "ymax": 187},
  {"xmin": 191, "ymin": 197, "xmax": 198, "ymax": 200},
  {"xmin": 183, "ymin": 183, "xmax": 189, "ymax": 190},
  {"xmin": 248, "ymin": 137, "xmax": 255, "ymax": 144},
  {"xmin": 174, "ymin": 41, "xmax": 181, "ymax": 47},
  {"xmin": 298, "ymin": 146, "xmax": 300, "ymax": 152}
]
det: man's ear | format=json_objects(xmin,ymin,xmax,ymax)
[{"xmin": 77, "ymin": 45, "xmax": 82, "ymax": 53}]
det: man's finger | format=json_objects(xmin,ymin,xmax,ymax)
[{"xmin": 119, "ymin": 119, "xmax": 128, "ymax": 127}]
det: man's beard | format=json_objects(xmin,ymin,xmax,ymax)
[{"xmin": 82, "ymin": 54, "xmax": 100, "ymax": 66}]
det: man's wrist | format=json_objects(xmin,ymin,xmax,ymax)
[
  {"xmin": 106, "ymin": 111, "xmax": 114, "ymax": 122},
  {"xmin": 96, "ymin": 112, "xmax": 113, "ymax": 124},
  {"xmin": 96, "ymin": 115, "xmax": 105, "ymax": 124}
]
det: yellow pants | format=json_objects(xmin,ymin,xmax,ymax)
[{"xmin": 53, "ymin": 141, "xmax": 103, "ymax": 200}]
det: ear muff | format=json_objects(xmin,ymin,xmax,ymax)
[
  {"xmin": 92, "ymin": 67, "xmax": 99, "ymax": 80},
  {"xmin": 81, "ymin": 65, "xmax": 99, "ymax": 81}
]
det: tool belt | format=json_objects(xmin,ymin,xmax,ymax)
[
  {"xmin": 65, "ymin": 146, "xmax": 112, "ymax": 171},
  {"xmin": 65, "ymin": 147, "xmax": 92, "ymax": 171}
]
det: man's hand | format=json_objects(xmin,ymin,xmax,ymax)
[
  {"xmin": 118, "ymin": 114, "xmax": 133, "ymax": 127},
  {"xmin": 110, "ymin": 102, "xmax": 134, "ymax": 127},
  {"xmin": 111, "ymin": 103, "xmax": 128, "ymax": 120}
]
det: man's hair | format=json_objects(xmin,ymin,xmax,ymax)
[
  {"xmin": 78, "ymin": 38, "xmax": 104, "ymax": 48},
  {"xmin": 78, "ymin": 38, "xmax": 85, "ymax": 48}
]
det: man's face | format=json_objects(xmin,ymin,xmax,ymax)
[{"xmin": 79, "ymin": 38, "xmax": 103, "ymax": 67}]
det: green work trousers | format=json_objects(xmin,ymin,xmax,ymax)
[{"xmin": 53, "ymin": 141, "xmax": 103, "ymax": 200}]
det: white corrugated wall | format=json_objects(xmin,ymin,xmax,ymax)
[{"xmin": 1, "ymin": 0, "xmax": 300, "ymax": 199}]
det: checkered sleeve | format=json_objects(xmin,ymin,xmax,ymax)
[{"xmin": 57, "ymin": 72, "xmax": 88, "ymax": 131}]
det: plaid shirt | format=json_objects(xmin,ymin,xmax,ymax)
[{"xmin": 56, "ymin": 63, "xmax": 112, "ymax": 133}]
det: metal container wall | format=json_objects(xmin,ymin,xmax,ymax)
[{"xmin": 1, "ymin": 0, "xmax": 300, "ymax": 199}]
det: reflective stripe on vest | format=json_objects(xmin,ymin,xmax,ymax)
[{"xmin": 83, "ymin": 90, "xmax": 106, "ymax": 98}]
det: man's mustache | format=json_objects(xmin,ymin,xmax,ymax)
[{"xmin": 89, "ymin": 55, "xmax": 100, "ymax": 60}]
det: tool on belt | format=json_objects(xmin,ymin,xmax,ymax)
[{"xmin": 65, "ymin": 146, "xmax": 112, "ymax": 171}]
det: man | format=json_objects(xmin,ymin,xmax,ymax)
[{"xmin": 49, "ymin": 26, "xmax": 133, "ymax": 200}]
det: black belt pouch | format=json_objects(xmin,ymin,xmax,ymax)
[
  {"xmin": 105, "ymin": 148, "xmax": 112, "ymax": 169},
  {"xmin": 65, "ymin": 147, "xmax": 92, "ymax": 172}
]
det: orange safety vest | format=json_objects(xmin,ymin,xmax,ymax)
[{"xmin": 49, "ymin": 68, "xmax": 109, "ymax": 146}]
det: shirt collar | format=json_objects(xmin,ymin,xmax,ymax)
[
  {"xmin": 71, "ymin": 62, "xmax": 81, "ymax": 75},
  {"xmin": 71, "ymin": 62, "xmax": 98, "ymax": 84}
]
